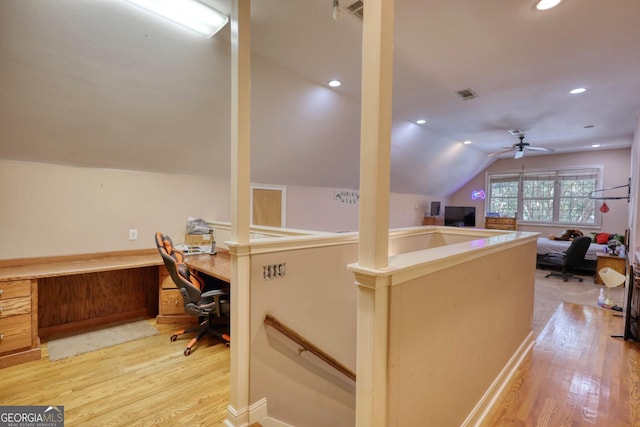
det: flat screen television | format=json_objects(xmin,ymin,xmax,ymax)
[{"xmin": 444, "ymin": 206, "xmax": 476, "ymax": 227}]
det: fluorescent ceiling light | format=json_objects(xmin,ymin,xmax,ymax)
[
  {"xmin": 125, "ymin": 0, "xmax": 228, "ymax": 38},
  {"xmin": 416, "ymin": 119, "xmax": 426, "ymax": 125},
  {"xmin": 570, "ymin": 87, "xmax": 587, "ymax": 94},
  {"xmin": 536, "ymin": 0, "xmax": 562, "ymax": 10},
  {"xmin": 328, "ymin": 80, "xmax": 342, "ymax": 87}
]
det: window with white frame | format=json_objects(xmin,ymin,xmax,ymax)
[{"xmin": 487, "ymin": 168, "xmax": 599, "ymax": 225}]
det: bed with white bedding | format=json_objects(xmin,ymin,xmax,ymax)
[
  {"xmin": 536, "ymin": 237, "xmax": 607, "ymax": 273},
  {"xmin": 536, "ymin": 237, "xmax": 607, "ymax": 261}
]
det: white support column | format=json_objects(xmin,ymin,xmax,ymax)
[
  {"xmin": 226, "ymin": 0, "xmax": 251, "ymax": 426},
  {"xmin": 353, "ymin": 0, "xmax": 394, "ymax": 426},
  {"xmin": 230, "ymin": 3, "xmax": 251, "ymax": 245},
  {"xmin": 354, "ymin": 272, "xmax": 392, "ymax": 427},
  {"xmin": 358, "ymin": 0, "xmax": 394, "ymax": 270}
]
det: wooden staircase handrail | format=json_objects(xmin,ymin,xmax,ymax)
[{"xmin": 263, "ymin": 314, "xmax": 356, "ymax": 381}]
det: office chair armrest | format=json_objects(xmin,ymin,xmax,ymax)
[
  {"xmin": 199, "ymin": 301, "xmax": 219, "ymax": 311},
  {"xmin": 202, "ymin": 289, "xmax": 229, "ymax": 298}
]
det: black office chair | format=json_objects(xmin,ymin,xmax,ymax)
[
  {"xmin": 155, "ymin": 231, "xmax": 230, "ymax": 355},
  {"xmin": 171, "ymin": 263, "xmax": 230, "ymax": 355},
  {"xmin": 543, "ymin": 236, "xmax": 592, "ymax": 282}
]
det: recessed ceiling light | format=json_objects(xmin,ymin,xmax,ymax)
[
  {"xmin": 328, "ymin": 80, "xmax": 342, "ymax": 87},
  {"xmin": 536, "ymin": 0, "xmax": 562, "ymax": 10},
  {"xmin": 416, "ymin": 119, "xmax": 426, "ymax": 125},
  {"xmin": 592, "ymin": 144, "xmax": 601, "ymax": 148},
  {"xmin": 570, "ymin": 87, "xmax": 586, "ymax": 94},
  {"xmin": 463, "ymin": 140, "xmax": 472, "ymax": 145}
]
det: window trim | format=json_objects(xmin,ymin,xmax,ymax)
[{"xmin": 485, "ymin": 166, "xmax": 603, "ymax": 227}]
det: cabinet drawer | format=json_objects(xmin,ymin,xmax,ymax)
[
  {"xmin": 160, "ymin": 272, "xmax": 177, "ymax": 290},
  {"xmin": 0, "ymin": 314, "xmax": 33, "ymax": 353},
  {"xmin": 485, "ymin": 217, "xmax": 517, "ymax": 230},
  {"xmin": 488, "ymin": 218, "xmax": 512, "ymax": 224},
  {"xmin": 0, "ymin": 296, "xmax": 31, "ymax": 318},
  {"xmin": 161, "ymin": 275, "xmax": 177, "ymax": 290},
  {"xmin": 0, "ymin": 280, "xmax": 31, "ymax": 300},
  {"xmin": 160, "ymin": 289, "xmax": 185, "ymax": 315}
]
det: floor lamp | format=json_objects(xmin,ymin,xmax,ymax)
[
  {"xmin": 599, "ymin": 267, "xmax": 626, "ymax": 305},
  {"xmin": 599, "ymin": 267, "xmax": 626, "ymax": 339}
]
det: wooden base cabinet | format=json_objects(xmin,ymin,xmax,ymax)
[
  {"xmin": 156, "ymin": 266, "xmax": 194, "ymax": 324},
  {"xmin": 595, "ymin": 253, "xmax": 626, "ymax": 285},
  {"xmin": 0, "ymin": 279, "xmax": 41, "ymax": 368},
  {"xmin": 485, "ymin": 217, "xmax": 518, "ymax": 231},
  {"xmin": 422, "ymin": 216, "xmax": 444, "ymax": 226}
]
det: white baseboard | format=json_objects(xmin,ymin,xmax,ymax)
[
  {"xmin": 249, "ymin": 398, "xmax": 268, "ymax": 425},
  {"xmin": 248, "ymin": 398, "xmax": 294, "ymax": 427},
  {"xmin": 461, "ymin": 331, "xmax": 535, "ymax": 427}
]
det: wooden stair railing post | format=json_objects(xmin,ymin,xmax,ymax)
[{"xmin": 263, "ymin": 314, "xmax": 356, "ymax": 381}]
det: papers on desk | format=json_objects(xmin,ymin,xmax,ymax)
[
  {"xmin": 176, "ymin": 244, "xmax": 211, "ymax": 255},
  {"xmin": 186, "ymin": 216, "xmax": 212, "ymax": 234}
]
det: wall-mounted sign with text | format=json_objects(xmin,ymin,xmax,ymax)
[{"xmin": 334, "ymin": 190, "xmax": 360, "ymax": 204}]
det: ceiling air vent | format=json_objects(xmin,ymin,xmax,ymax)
[
  {"xmin": 456, "ymin": 89, "xmax": 478, "ymax": 100},
  {"xmin": 344, "ymin": 0, "xmax": 364, "ymax": 21},
  {"xmin": 508, "ymin": 129, "xmax": 524, "ymax": 136}
]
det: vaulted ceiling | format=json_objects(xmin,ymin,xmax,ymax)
[{"xmin": 1, "ymin": 0, "xmax": 639, "ymax": 196}]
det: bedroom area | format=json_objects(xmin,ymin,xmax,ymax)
[
  {"xmin": 448, "ymin": 146, "xmax": 631, "ymax": 309},
  {"xmin": 446, "ymin": 147, "xmax": 634, "ymax": 338}
]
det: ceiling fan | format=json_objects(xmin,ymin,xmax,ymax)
[{"xmin": 488, "ymin": 133, "xmax": 555, "ymax": 159}]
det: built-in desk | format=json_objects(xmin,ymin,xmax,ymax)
[
  {"xmin": 0, "ymin": 249, "xmax": 233, "ymax": 368},
  {"xmin": 186, "ymin": 252, "xmax": 231, "ymax": 281},
  {"xmin": 0, "ymin": 250, "xmax": 162, "ymax": 368}
]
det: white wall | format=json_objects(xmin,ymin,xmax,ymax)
[
  {"xmin": 1, "ymin": 160, "xmax": 436, "ymax": 260},
  {"xmin": 0, "ymin": 159, "xmax": 229, "ymax": 259},
  {"xmin": 285, "ymin": 184, "xmax": 434, "ymax": 232},
  {"xmin": 448, "ymin": 148, "xmax": 631, "ymax": 237}
]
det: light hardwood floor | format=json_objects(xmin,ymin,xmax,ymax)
[
  {"xmin": 483, "ymin": 302, "xmax": 640, "ymax": 426},
  {"xmin": 0, "ymin": 321, "xmax": 230, "ymax": 426},
  {"xmin": 1, "ymin": 273, "xmax": 638, "ymax": 426}
]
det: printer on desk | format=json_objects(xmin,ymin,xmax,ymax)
[{"xmin": 185, "ymin": 217, "xmax": 216, "ymax": 255}]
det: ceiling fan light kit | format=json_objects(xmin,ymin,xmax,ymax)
[{"xmin": 488, "ymin": 133, "xmax": 555, "ymax": 159}]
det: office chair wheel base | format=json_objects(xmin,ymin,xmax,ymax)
[
  {"xmin": 170, "ymin": 335, "xmax": 178, "ymax": 342},
  {"xmin": 184, "ymin": 348, "xmax": 192, "ymax": 356}
]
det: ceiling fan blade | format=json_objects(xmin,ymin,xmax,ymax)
[
  {"xmin": 488, "ymin": 148, "xmax": 514, "ymax": 157},
  {"xmin": 525, "ymin": 146, "xmax": 555, "ymax": 152}
]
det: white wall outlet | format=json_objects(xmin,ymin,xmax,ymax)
[{"xmin": 129, "ymin": 229, "xmax": 138, "ymax": 240}]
